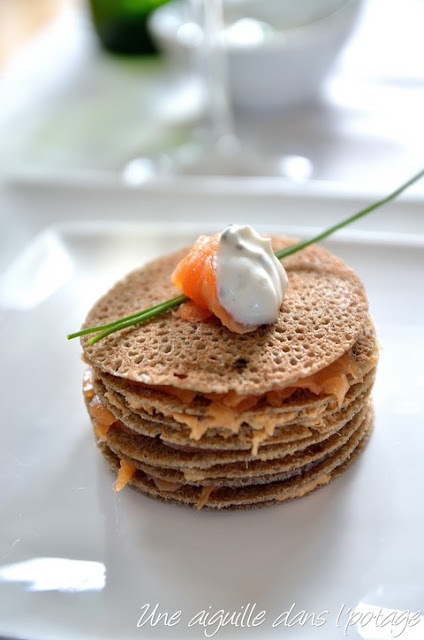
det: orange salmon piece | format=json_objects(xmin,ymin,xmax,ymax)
[
  {"xmin": 172, "ymin": 234, "xmax": 255, "ymax": 334},
  {"xmin": 113, "ymin": 459, "xmax": 137, "ymax": 492},
  {"xmin": 89, "ymin": 395, "xmax": 117, "ymax": 426},
  {"xmin": 176, "ymin": 300, "xmax": 213, "ymax": 323}
]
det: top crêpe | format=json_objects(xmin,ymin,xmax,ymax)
[{"xmin": 81, "ymin": 236, "xmax": 369, "ymax": 395}]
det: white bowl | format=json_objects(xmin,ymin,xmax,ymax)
[{"xmin": 149, "ymin": 0, "xmax": 363, "ymax": 111}]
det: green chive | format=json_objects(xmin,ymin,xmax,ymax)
[
  {"xmin": 86, "ymin": 294, "xmax": 188, "ymax": 345},
  {"xmin": 275, "ymin": 168, "xmax": 424, "ymax": 260},
  {"xmin": 67, "ymin": 294, "xmax": 187, "ymax": 340}
]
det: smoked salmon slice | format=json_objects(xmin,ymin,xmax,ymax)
[{"xmin": 171, "ymin": 234, "xmax": 256, "ymax": 334}]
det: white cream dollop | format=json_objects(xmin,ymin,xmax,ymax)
[{"xmin": 215, "ymin": 225, "xmax": 288, "ymax": 326}]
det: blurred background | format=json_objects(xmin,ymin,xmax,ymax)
[{"xmin": 0, "ymin": 0, "xmax": 423, "ymax": 187}]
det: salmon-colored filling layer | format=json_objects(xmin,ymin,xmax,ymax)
[
  {"xmin": 196, "ymin": 486, "xmax": 216, "ymax": 510},
  {"xmin": 150, "ymin": 476, "xmax": 183, "ymax": 492},
  {"xmin": 143, "ymin": 468, "xmax": 183, "ymax": 492},
  {"xmin": 83, "ymin": 372, "xmax": 341, "ymax": 503},
  {"xmin": 153, "ymin": 350, "xmax": 358, "ymax": 412},
  {"xmin": 83, "ymin": 341, "xmax": 368, "ymax": 476},
  {"xmin": 152, "ymin": 352, "xmax": 361, "ymax": 447},
  {"xmin": 89, "ymin": 395, "xmax": 117, "ymax": 425},
  {"xmin": 88, "ymin": 394, "xmax": 117, "ymax": 441},
  {"xmin": 85, "ymin": 346, "xmax": 363, "ymax": 449},
  {"xmin": 114, "ymin": 459, "xmax": 137, "ymax": 492},
  {"xmin": 83, "ymin": 368, "xmax": 95, "ymax": 400},
  {"xmin": 275, "ymin": 473, "xmax": 331, "ymax": 501}
]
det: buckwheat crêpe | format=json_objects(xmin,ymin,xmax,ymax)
[{"xmin": 81, "ymin": 236, "xmax": 378, "ymax": 510}]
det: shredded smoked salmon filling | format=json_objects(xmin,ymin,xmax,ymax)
[
  {"xmin": 94, "ymin": 420, "xmax": 113, "ymax": 441},
  {"xmin": 88, "ymin": 394, "xmax": 117, "ymax": 441},
  {"xmin": 276, "ymin": 474, "xmax": 331, "ymax": 501},
  {"xmin": 113, "ymin": 459, "xmax": 137, "ymax": 492},
  {"xmin": 89, "ymin": 395, "xmax": 117, "ymax": 425},
  {"xmin": 85, "ymin": 345, "xmax": 368, "ymax": 463},
  {"xmin": 83, "ymin": 363, "xmax": 360, "ymax": 502},
  {"xmin": 150, "ymin": 477, "xmax": 183, "ymax": 492},
  {"xmin": 196, "ymin": 486, "xmax": 216, "ymax": 510},
  {"xmin": 145, "ymin": 352, "xmax": 363, "ymax": 449},
  {"xmin": 150, "ymin": 350, "xmax": 358, "ymax": 412},
  {"xmin": 83, "ymin": 368, "xmax": 95, "ymax": 400},
  {"xmin": 87, "ymin": 349, "xmax": 364, "ymax": 450}
]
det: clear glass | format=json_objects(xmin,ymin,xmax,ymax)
[{"xmin": 123, "ymin": 0, "xmax": 313, "ymax": 182}]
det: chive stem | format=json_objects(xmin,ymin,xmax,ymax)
[
  {"xmin": 68, "ymin": 169, "xmax": 424, "ymax": 343},
  {"xmin": 86, "ymin": 294, "xmax": 188, "ymax": 345},
  {"xmin": 67, "ymin": 294, "xmax": 187, "ymax": 340},
  {"xmin": 274, "ymin": 168, "xmax": 424, "ymax": 260}
]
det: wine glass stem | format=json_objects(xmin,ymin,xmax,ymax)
[{"xmin": 196, "ymin": 0, "xmax": 235, "ymax": 145}]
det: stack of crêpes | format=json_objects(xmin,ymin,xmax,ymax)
[{"xmin": 81, "ymin": 237, "xmax": 378, "ymax": 510}]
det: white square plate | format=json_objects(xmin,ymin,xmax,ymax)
[{"xmin": 1, "ymin": 209, "xmax": 424, "ymax": 640}]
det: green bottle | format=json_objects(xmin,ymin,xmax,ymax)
[{"xmin": 88, "ymin": 0, "xmax": 171, "ymax": 55}]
